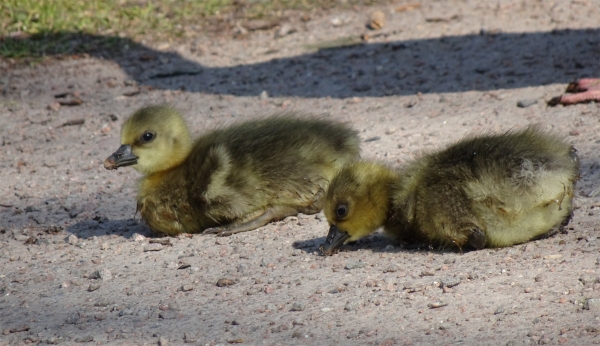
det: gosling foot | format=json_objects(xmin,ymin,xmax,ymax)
[
  {"xmin": 203, "ymin": 205, "xmax": 301, "ymax": 237},
  {"xmin": 203, "ymin": 226, "xmax": 233, "ymax": 237},
  {"xmin": 468, "ymin": 228, "xmax": 487, "ymax": 250}
]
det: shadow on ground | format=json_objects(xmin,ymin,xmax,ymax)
[
  {"xmin": 66, "ymin": 218, "xmax": 153, "ymax": 239},
  {"xmin": 292, "ymin": 233, "xmax": 453, "ymax": 255},
  {"xmin": 1, "ymin": 158, "xmax": 599, "ymax": 247},
  {"xmin": 4, "ymin": 28, "xmax": 599, "ymax": 98}
]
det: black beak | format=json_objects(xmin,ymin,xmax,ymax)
[
  {"xmin": 319, "ymin": 225, "xmax": 351, "ymax": 256},
  {"xmin": 104, "ymin": 145, "xmax": 138, "ymax": 170}
]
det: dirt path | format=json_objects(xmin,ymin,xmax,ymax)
[{"xmin": 1, "ymin": 0, "xmax": 600, "ymax": 345}]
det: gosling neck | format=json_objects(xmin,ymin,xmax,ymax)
[
  {"xmin": 370, "ymin": 170, "xmax": 398, "ymax": 229},
  {"xmin": 352, "ymin": 164, "xmax": 399, "ymax": 237}
]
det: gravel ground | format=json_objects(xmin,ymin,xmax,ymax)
[{"xmin": 1, "ymin": 0, "xmax": 600, "ymax": 345}]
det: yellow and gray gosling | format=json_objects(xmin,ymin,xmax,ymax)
[
  {"xmin": 320, "ymin": 126, "xmax": 580, "ymax": 254},
  {"xmin": 105, "ymin": 105, "xmax": 360, "ymax": 236}
]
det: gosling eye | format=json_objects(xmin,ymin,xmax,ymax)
[
  {"xmin": 336, "ymin": 204, "xmax": 348, "ymax": 218},
  {"xmin": 141, "ymin": 132, "xmax": 155, "ymax": 143}
]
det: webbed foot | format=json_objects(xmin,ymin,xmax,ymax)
[
  {"xmin": 468, "ymin": 228, "xmax": 487, "ymax": 250},
  {"xmin": 202, "ymin": 227, "xmax": 236, "ymax": 237},
  {"xmin": 216, "ymin": 230, "xmax": 235, "ymax": 237},
  {"xmin": 202, "ymin": 226, "xmax": 227, "ymax": 235}
]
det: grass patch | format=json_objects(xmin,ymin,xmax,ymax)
[{"xmin": 1, "ymin": 0, "xmax": 391, "ymax": 59}]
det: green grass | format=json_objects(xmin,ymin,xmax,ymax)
[{"xmin": 0, "ymin": 0, "xmax": 390, "ymax": 59}]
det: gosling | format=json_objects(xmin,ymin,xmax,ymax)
[
  {"xmin": 320, "ymin": 126, "xmax": 580, "ymax": 255},
  {"xmin": 104, "ymin": 105, "xmax": 360, "ymax": 236}
]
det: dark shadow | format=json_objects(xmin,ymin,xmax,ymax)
[
  {"xmin": 293, "ymin": 233, "xmax": 458, "ymax": 255},
  {"xmin": 65, "ymin": 218, "xmax": 155, "ymax": 239},
  {"xmin": 3, "ymin": 28, "xmax": 599, "ymax": 98}
]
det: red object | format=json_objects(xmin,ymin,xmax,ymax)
[{"xmin": 548, "ymin": 78, "xmax": 600, "ymax": 106}]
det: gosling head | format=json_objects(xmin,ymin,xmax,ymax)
[
  {"xmin": 104, "ymin": 105, "xmax": 192, "ymax": 175},
  {"xmin": 320, "ymin": 161, "xmax": 398, "ymax": 255}
]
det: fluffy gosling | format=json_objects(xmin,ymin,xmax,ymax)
[
  {"xmin": 320, "ymin": 126, "xmax": 580, "ymax": 254},
  {"xmin": 105, "ymin": 105, "xmax": 360, "ymax": 236}
]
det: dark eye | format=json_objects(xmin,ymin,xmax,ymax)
[
  {"xmin": 336, "ymin": 205, "xmax": 348, "ymax": 218},
  {"xmin": 141, "ymin": 132, "xmax": 155, "ymax": 142}
]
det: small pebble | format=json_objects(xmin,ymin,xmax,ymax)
[
  {"xmin": 74, "ymin": 335, "xmax": 94, "ymax": 342},
  {"xmin": 584, "ymin": 298, "xmax": 600, "ymax": 311},
  {"xmin": 517, "ymin": 99, "xmax": 538, "ymax": 108},
  {"xmin": 67, "ymin": 234, "xmax": 79, "ymax": 245},
  {"xmin": 494, "ymin": 306, "xmax": 505, "ymax": 315},
  {"xmin": 291, "ymin": 302, "xmax": 305, "ymax": 311},
  {"xmin": 47, "ymin": 101, "xmax": 61, "ymax": 111},
  {"xmin": 37, "ymin": 238, "xmax": 50, "ymax": 246},
  {"xmin": 183, "ymin": 332, "xmax": 197, "ymax": 343},
  {"xmin": 180, "ymin": 285, "xmax": 194, "ymax": 292},
  {"xmin": 364, "ymin": 136, "xmax": 380, "ymax": 142},
  {"xmin": 330, "ymin": 14, "xmax": 352, "ymax": 27},
  {"xmin": 282, "ymin": 320, "xmax": 299, "ymax": 328},
  {"xmin": 144, "ymin": 243, "xmax": 164, "ymax": 252},
  {"xmin": 88, "ymin": 283, "xmax": 101, "ymax": 292},
  {"xmin": 383, "ymin": 264, "xmax": 399, "ymax": 273},
  {"xmin": 259, "ymin": 90, "xmax": 269, "ymax": 100},
  {"xmin": 24, "ymin": 205, "xmax": 40, "ymax": 213},
  {"xmin": 441, "ymin": 277, "xmax": 461, "ymax": 288},
  {"xmin": 275, "ymin": 24, "xmax": 296, "ymax": 38},
  {"xmin": 347, "ymin": 97, "xmax": 362, "ymax": 104},
  {"xmin": 215, "ymin": 238, "xmax": 230, "ymax": 245},
  {"xmin": 345, "ymin": 261, "xmax": 367, "ymax": 270},
  {"xmin": 379, "ymin": 339, "xmax": 395, "ymax": 346},
  {"xmin": 524, "ymin": 287, "xmax": 533, "ymax": 293},
  {"xmin": 368, "ymin": 10, "xmax": 386, "ymax": 30},
  {"xmin": 579, "ymin": 276, "xmax": 599, "ymax": 286},
  {"xmin": 427, "ymin": 301, "xmax": 448, "ymax": 309},
  {"xmin": 89, "ymin": 268, "xmax": 112, "ymax": 281},
  {"xmin": 243, "ymin": 288, "xmax": 255, "ymax": 296},
  {"xmin": 216, "ymin": 278, "xmax": 235, "ymax": 287},
  {"xmin": 345, "ymin": 302, "xmax": 358, "ymax": 311},
  {"xmin": 132, "ymin": 233, "xmax": 146, "ymax": 242}
]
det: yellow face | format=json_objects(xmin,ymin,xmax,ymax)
[
  {"xmin": 104, "ymin": 105, "xmax": 192, "ymax": 175},
  {"xmin": 320, "ymin": 162, "xmax": 397, "ymax": 255}
]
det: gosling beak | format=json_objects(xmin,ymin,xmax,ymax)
[
  {"xmin": 104, "ymin": 145, "xmax": 138, "ymax": 170},
  {"xmin": 319, "ymin": 225, "xmax": 350, "ymax": 256}
]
